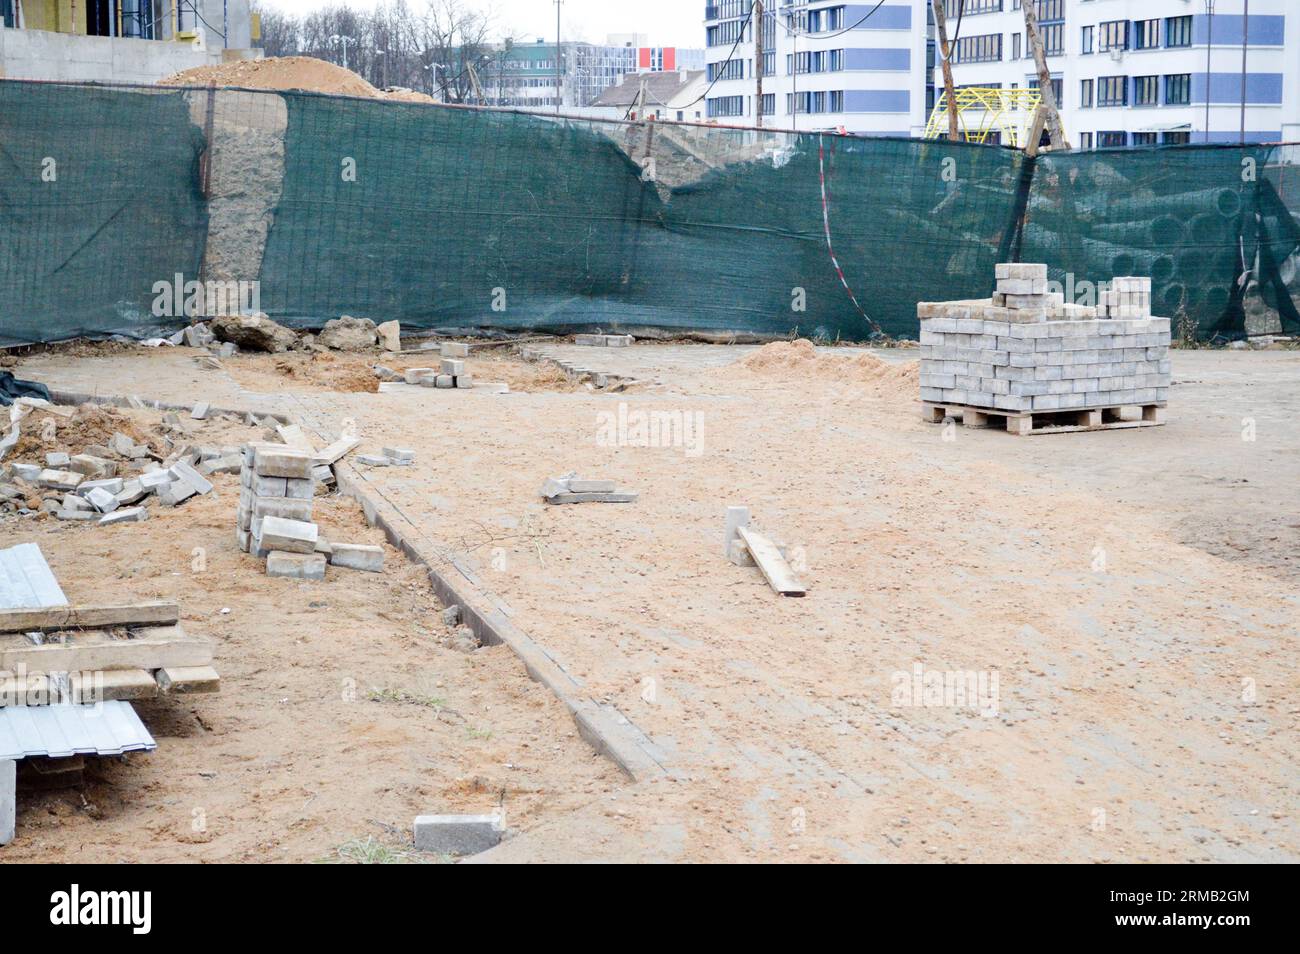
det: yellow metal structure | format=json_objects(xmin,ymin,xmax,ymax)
[{"xmin": 924, "ymin": 87, "xmax": 1048, "ymax": 148}]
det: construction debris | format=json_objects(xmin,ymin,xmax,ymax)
[
  {"xmin": 574, "ymin": 334, "xmax": 634, "ymax": 347},
  {"xmin": 540, "ymin": 474, "xmax": 637, "ymax": 504},
  {"xmin": 413, "ymin": 813, "xmax": 505, "ymax": 855},
  {"xmin": 723, "ymin": 506, "xmax": 806, "ymax": 597}
]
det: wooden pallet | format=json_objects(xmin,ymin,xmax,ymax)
[
  {"xmin": 0, "ymin": 666, "xmax": 219, "ymax": 706},
  {"xmin": 923, "ymin": 402, "xmax": 1166, "ymax": 436}
]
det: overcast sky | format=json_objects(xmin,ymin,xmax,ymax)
[{"xmin": 260, "ymin": 0, "xmax": 706, "ymax": 48}]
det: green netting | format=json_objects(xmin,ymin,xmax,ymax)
[
  {"xmin": 0, "ymin": 81, "xmax": 208, "ymax": 347},
  {"xmin": 2, "ymin": 79, "xmax": 1299, "ymax": 345}
]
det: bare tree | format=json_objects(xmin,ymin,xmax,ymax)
[
  {"xmin": 931, "ymin": 0, "xmax": 960, "ymax": 140},
  {"xmin": 1021, "ymin": 0, "xmax": 1067, "ymax": 149},
  {"xmin": 253, "ymin": 4, "xmax": 302, "ymax": 58}
]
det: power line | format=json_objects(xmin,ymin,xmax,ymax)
[
  {"xmin": 776, "ymin": 0, "xmax": 888, "ymax": 41},
  {"xmin": 638, "ymin": 0, "xmax": 758, "ymax": 118}
]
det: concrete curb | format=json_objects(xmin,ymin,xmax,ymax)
[{"xmin": 47, "ymin": 389, "xmax": 291, "ymax": 424}]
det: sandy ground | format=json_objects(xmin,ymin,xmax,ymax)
[
  {"xmin": 7, "ymin": 341, "xmax": 1298, "ymax": 863},
  {"xmin": 160, "ymin": 56, "xmax": 438, "ymax": 103},
  {"xmin": 0, "ymin": 404, "xmax": 619, "ymax": 863}
]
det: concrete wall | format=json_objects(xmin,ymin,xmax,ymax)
[{"xmin": 0, "ymin": 27, "xmax": 226, "ymax": 82}]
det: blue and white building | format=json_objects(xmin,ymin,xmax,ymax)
[
  {"xmin": 944, "ymin": 1, "xmax": 1298, "ymax": 147},
  {"xmin": 702, "ymin": 1, "xmax": 936, "ymax": 136}
]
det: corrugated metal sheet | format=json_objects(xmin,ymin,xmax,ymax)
[
  {"xmin": 0, "ymin": 702, "xmax": 156, "ymax": 760},
  {"xmin": 0, "ymin": 542, "xmax": 68, "ymax": 610}
]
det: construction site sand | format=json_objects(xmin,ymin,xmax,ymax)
[
  {"xmin": 722, "ymin": 338, "xmax": 920, "ymax": 398},
  {"xmin": 161, "ymin": 56, "xmax": 437, "ymax": 103},
  {"xmin": 7, "ymin": 344, "xmax": 1297, "ymax": 862},
  {"xmin": 0, "ymin": 411, "xmax": 619, "ymax": 862}
]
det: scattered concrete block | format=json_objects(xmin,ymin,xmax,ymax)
[
  {"xmin": 257, "ymin": 515, "xmax": 319, "ymax": 553},
  {"xmin": 357, "ymin": 454, "xmax": 391, "ymax": 466},
  {"xmin": 139, "ymin": 470, "xmax": 174, "ymax": 490},
  {"xmin": 68, "ymin": 455, "xmax": 115, "ymax": 479},
  {"xmin": 266, "ymin": 551, "xmax": 327, "ymax": 580},
  {"xmin": 413, "ymin": 813, "xmax": 504, "ymax": 855},
  {"xmin": 191, "ymin": 401, "xmax": 210, "ymax": 420},
  {"xmin": 11, "ymin": 463, "xmax": 42, "ymax": 482},
  {"xmin": 198, "ymin": 453, "xmax": 242, "ymax": 476},
  {"xmin": 545, "ymin": 491, "xmax": 638, "ymax": 504},
  {"xmin": 312, "ymin": 436, "xmax": 361, "ymax": 467},
  {"xmin": 45, "ymin": 452, "xmax": 71, "ymax": 468},
  {"xmin": 275, "ymin": 424, "xmax": 315, "ymax": 451},
  {"xmin": 85, "ymin": 487, "xmax": 120, "ymax": 514},
  {"xmin": 328, "ymin": 543, "xmax": 384, "ymax": 573},
  {"xmin": 37, "ymin": 470, "xmax": 83, "ymax": 491},
  {"xmin": 540, "ymin": 476, "xmax": 571, "ymax": 498},
  {"xmin": 99, "ymin": 506, "xmax": 148, "ymax": 525},
  {"xmin": 78, "ymin": 477, "xmax": 125, "ymax": 496},
  {"xmin": 250, "ymin": 497, "xmax": 314, "ymax": 527},
  {"xmin": 568, "ymin": 479, "xmax": 616, "ymax": 493},
  {"xmin": 404, "ymin": 367, "xmax": 437, "ymax": 385},
  {"xmin": 605, "ymin": 334, "xmax": 633, "ymax": 347},
  {"xmin": 382, "ymin": 447, "xmax": 415, "ymax": 463},
  {"xmin": 454, "ymin": 374, "xmax": 474, "ymax": 389},
  {"xmin": 56, "ymin": 509, "xmax": 97, "ymax": 521},
  {"xmin": 435, "ymin": 374, "xmax": 454, "ymax": 389},
  {"xmin": 61, "ymin": 493, "xmax": 93, "ymax": 512},
  {"xmin": 314, "ymin": 537, "xmax": 333, "ymax": 556},
  {"xmin": 440, "ymin": 342, "xmax": 469, "ymax": 358},
  {"xmin": 253, "ymin": 446, "xmax": 313, "ymax": 479},
  {"xmin": 115, "ymin": 479, "xmax": 149, "ymax": 506},
  {"xmin": 170, "ymin": 460, "xmax": 214, "ymax": 495},
  {"xmin": 574, "ymin": 333, "xmax": 606, "ymax": 347},
  {"xmin": 440, "ymin": 358, "xmax": 465, "ymax": 376},
  {"xmin": 723, "ymin": 505, "xmax": 751, "ymax": 559},
  {"xmin": 156, "ymin": 480, "xmax": 197, "ymax": 506},
  {"xmin": 441, "ymin": 605, "xmax": 461, "ymax": 626},
  {"xmin": 376, "ymin": 320, "xmax": 401, "ymax": 351}
]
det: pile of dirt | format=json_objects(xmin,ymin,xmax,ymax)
[
  {"xmin": 11, "ymin": 403, "xmax": 153, "ymax": 460},
  {"xmin": 160, "ymin": 56, "xmax": 437, "ymax": 103},
  {"xmin": 724, "ymin": 339, "xmax": 918, "ymax": 396},
  {"xmin": 270, "ymin": 352, "xmax": 380, "ymax": 393}
]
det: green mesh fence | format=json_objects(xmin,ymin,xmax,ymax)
[
  {"xmin": 0, "ymin": 81, "xmax": 208, "ymax": 347},
  {"xmin": 2, "ymin": 79, "xmax": 1299, "ymax": 345}
]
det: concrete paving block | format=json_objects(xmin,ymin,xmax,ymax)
[
  {"xmin": 283, "ymin": 477, "xmax": 315, "ymax": 500},
  {"xmin": 251, "ymin": 474, "xmax": 287, "ymax": 496},
  {"xmin": 604, "ymin": 335, "xmax": 633, "ymax": 347},
  {"xmin": 574, "ymin": 333, "xmax": 607, "ymax": 346},
  {"xmin": 69, "ymin": 454, "xmax": 116, "ymax": 478},
  {"xmin": 440, "ymin": 342, "xmax": 470, "ymax": 358},
  {"xmin": 440, "ymin": 358, "xmax": 465, "ymax": 376},
  {"xmin": 85, "ymin": 487, "xmax": 120, "ymax": 514},
  {"xmin": 357, "ymin": 454, "xmax": 391, "ymax": 466},
  {"xmin": 413, "ymin": 813, "xmax": 504, "ymax": 855},
  {"xmin": 56, "ymin": 509, "xmax": 97, "ymax": 521},
  {"xmin": 404, "ymin": 367, "xmax": 437, "ymax": 385},
  {"xmin": 78, "ymin": 477, "xmax": 125, "ymax": 496},
  {"xmin": 253, "ymin": 446, "xmax": 313, "ymax": 479},
  {"xmin": 139, "ymin": 469, "xmax": 173, "ymax": 490},
  {"xmin": 62, "ymin": 493, "xmax": 93, "ymax": 512},
  {"xmin": 568, "ymin": 479, "xmax": 616, "ymax": 493},
  {"xmin": 258, "ymin": 515, "xmax": 319, "ymax": 553},
  {"xmin": 382, "ymin": 447, "xmax": 415, "ymax": 463},
  {"xmin": 191, "ymin": 401, "xmax": 210, "ymax": 420},
  {"xmin": 45, "ymin": 452, "xmax": 71, "ymax": 468},
  {"xmin": 545, "ymin": 491, "xmax": 638, "ymax": 504},
  {"xmin": 156, "ymin": 480, "xmax": 197, "ymax": 506},
  {"xmin": 170, "ymin": 460, "xmax": 214, "ymax": 495},
  {"xmin": 454, "ymin": 374, "xmax": 474, "ymax": 389},
  {"xmin": 198, "ymin": 453, "xmax": 242, "ymax": 476},
  {"xmin": 11, "ymin": 463, "xmax": 42, "ymax": 482},
  {"xmin": 266, "ymin": 550, "xmax": 327, "ymax": 580},
  {"xmin": 328, "ymin": 543, "xmax": 384, "ymax": 572},
  {"xmin": 435, "ymin": 374, "xmax": 454, "ymax": 388},
  {"xmin": 117, "ymin": 480, "xmax": 151, "ymax": 506},
  {"xmin": 37, "ymin": 469, "xmax": 83, "ymax": 491},
  {"xmin": 100, "ymin": 506, "xmax": 148, "ymax": 525}
]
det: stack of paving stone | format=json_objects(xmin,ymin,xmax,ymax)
[
  {"xmin": 237, "ymin": 443, "xmax": 385, "ymax": 578},
  {"xmin": 574, "ymin": 334, "xmax": 633, "ymax": 347},
  {"xmin": 402, "ymin": 343, "xmax": 474, "ymax": 389},
  {"xmin": 919, "ymin": 264, "xmax": 1170, "ymax": 433}
]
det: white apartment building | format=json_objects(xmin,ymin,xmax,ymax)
[
  {"xmin": 703, "ymin": 1, "xmax": 936, "ymax": 136},
  {"xmin": 945, "ymin": 0, "xmax": 1298, "ymax": 148}
]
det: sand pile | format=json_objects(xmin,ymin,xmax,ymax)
[
  {"xmin": 12, "ymin": 403, "xmax": 153, "ymax": 460},
  {"xmin": 726, "ymin": 339, "xmax": 918, "ymax": 396},
  {"xmin": 160, "ymin": 56, "xmax": 437, "ymax": 103}
]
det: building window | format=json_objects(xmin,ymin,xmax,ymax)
[
  {"xmin": 953, "ymin": 33, "xmax": 1003, "ymax": 65},
  {"xmin": 1166, "ymin": 16, "xmax": 1192, "ymax": 49},
  {"xmin": 707, "ymin": 95, "xmax": 745, "ymax": 118},
  {"xmin": 830, "ymin": 90, "xmax": 844, "ymax": 112},
  {"xmin": 1131, "ymin": 132, "xmax": 1158, "ymax": 146},
  {"xmin": 1163, "ymin": 130, "xmax": 1191, "ymax": 145},
  {"xmin": 1040, "ymin": 23, "xmax": 1063, "ymax": 56},
  {"xmin": 1029, "ymin": 76, "xmax": 1063, "ymax": 107},
  {"xmin": 1010, "ymin": 33, "xmax": 1021, "ymax": 60},
  {"xmin": 1097, "ymin": 75, "xmax": 1128, "ymax": 107},
  {"xmin": 1080, "ymin": 78, "xmax": 1094, "ymax": 108},
  {"xmin": 1164, "ymin": 73, "xmax": 1191, "ymax": 106},
  {"xmin": 1034, "ymin": 0, "xmax": 1063, "ymax": 20},
  {"xmin": 708, "ymin": 60, "xmax": 744, "ymax": 82},
  {"xmin": 760, "ymin": 93, "xmax": 775, "ymax": 115},
  {"xmin": 945, "ymin": 0, "xmax": 1003, "ymax": 13},
  {"xmin": 1098, "ymin": 20, "xmax": 1129, "ymax": 52},
  {"xmin": 1133, "ymin": 75, "xmax": 1159, "ymax": 107},
  {"xmin": 1079, "ymin": 131, "xmax": 1093, "ymax": 149},
  {"xmin": 1134, "ymin": 19, "xmax": 1160, "ymax": 50},
  {"xmin": 1097, "ymin": 130, "xmax": 1127, "ymax": 148},
  {"xmin": 1081, "ymin": 26, "xmax": 1094, "ymax": 55}
]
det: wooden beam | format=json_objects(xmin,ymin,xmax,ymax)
[
  {"xmin": 0, "ymin": 601, "xmax": 179, "ymax": 634},
  {"xmin": 737, "ymin": 526, "xmax": 806, "ymax": 597},
  {"xmin": 0, "ymin": 624, "xmax": 212, "ymax": 673},
  {"xmin": 157, "ymin": 666, "xmax": 221, "ymax": 694}
]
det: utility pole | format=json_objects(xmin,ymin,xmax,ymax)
[
  {"xmin": 1021, "ymin": 0, "xmax": 1067, "ymax": 149},
  {"xmin": 931, "ymin": 1, "xmax": 960, "ymax": 140},
  {"xmin": 755, "ymin": 0, "xmax": 765, "ymax": 128},
  {"xmin": 1239, "ymin": 0, "xmax": 1249, "ymax": 143},
  {"xmin": 554, "ymin": 0, "xmax": 563, "ymax": 115}
]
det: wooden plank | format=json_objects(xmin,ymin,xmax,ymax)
[
  {"xmin": 72, "ymin": 669, "xmax": 161, "ymax": 703},
  {"xmin": 736, "ymin": 526, "xmax": 806, "ymax": 597},
  {"xmin": 0, "ymin": 601, "xmax": 179, "ymax": 634},
  {"xmin": 156, "ymin": 666, "xmax": 220, "ymax": 694},
  {"xmin": 0, "ymin": 624, "xmax": 212, "ymax": 673}
]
